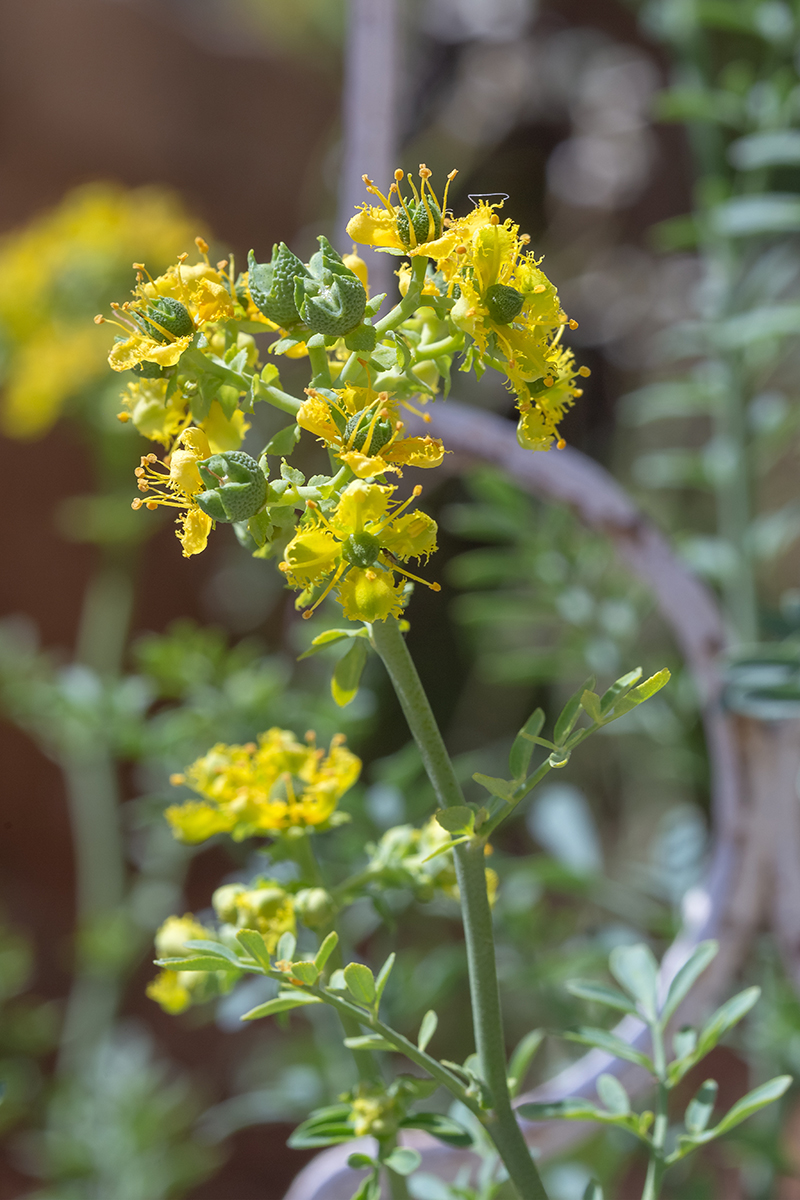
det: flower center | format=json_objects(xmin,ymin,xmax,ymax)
[
  {"xmin": 345, "ymin": 409, "xmax": 394, "ymax": 454},
  {"xmin": 483, "ymin": 283, "xmax": 524, "ymax": 325},
  {"xmin": 342, "ymin": 530, "xmax": 381, "ymax": 568}
]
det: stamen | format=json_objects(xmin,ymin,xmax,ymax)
[
  {"xmin": 441, "ymin": 169, "xmax": 458, "ymax": 217},
  {"xmin": 374, "ymin": 484, "xmax": 422, "ymax": 536},
  {"xmin": 195, "ymin": 236, "xmax": 210, "ymax": 262},
  {"xmin": 301, "ymin": 562, "xmax": 348, "ymax": 619},
  {"xmin": 387, "ymin": 559, "xmax": 441, "ymax": 592}
]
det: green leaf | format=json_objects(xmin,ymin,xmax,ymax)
[
  {"xmin": 565, "ymin": 981, "xmax": 637, "ymax": 1016},
  {"xmin": 183, "ymin": 939, "xmax": 242, "ymax": 966},
  {"xmin": 241, "ymin": 990, "xmax": 322, "ymax": 1020},
  {"xmin": 554, "ymin": 677, "xmax": 595, "ymax": 744},
  {"xmin": 509, "ymin": 708, "xmax": 545, "ymax": 779},
  {"xmin": 328, "ymin": 968, "xmax": 347, "ymax": 992},
  {"xmin": 299, "ymin": 628, "xmax": 360, "ymax": 659},
  {"xmin": 236, "ymin": 929, "xmax": 272, "ymax": 970},
  {"xmin": 583, "ymin": 1182, "xmax": 603, "ymax": 1200},
  {"xmin": 685, "ymin": 1079, "xmax": 718, "ymax": 1135},
  {"xmin": 729, "ymin": 130, "xmax": 800, "ymax": 170},
  {"xmin": 673, "ymin": 1027, "xmax": 697, "ymax": 1060},
  {"xmin": 507, "ymin": 1029, "xmax": 545, "ymax": 1097},
  {"xmin": 670, "ymin": 1076, "xmax": 791, "ymax": 1161},
  {"xmin": 597, "ymin": 1073, "xmax": 630, "ymax": 1115},
  {"xmin": 291, "ymin": 960, "xmax": 320, "ymax": 986},
  {"xmin": 156, "ymin": 955, "xmax": 240, "ymax": 973},
  {"xmin": 417, "ymin": 1010, "xmax": 438, "ymax": 1053},
  {"xmin": 344, "ymin": 1035, "xmax": 395, "ymax": 1051},
  {"xmin": 264, "ymin": 423, "xmax": 301, "ymax": 457},
  {"xmin": 609, "ymin": 943, "xmax": 659, "ymax": 1022},
  {"xmin": 564, "ymin": 1028, "xmax": 655, "ymax": 1073},
  {"xmin": 288, "ymin": 1105, "xmax": 355, "ymax": 1148},
  {"xmin": 580, "ymin": 691, "xmax": 603, "ymax": 724},
  {"xmin": 332, "ymin": 639, "xmax": 369, "ymax": 707},
  {"xmin": 434, "ymin": 806, "xmax": 475, "ymax": 836},
  {"xmin": 375, "ymin": 952, "xmax": 395, "ymax": 1006},
  {"xmin": 384, "ymin": 1147, "xmax": 421, "ymax": 1176},
  {"xmin": 276, "ymin": 931, "xmax": 296, "ymax": 962},
  {"xmin": 347, "ymin": 1153, "xmax": 377, "ymax": 1170},
  {"xmin": 599, "ymin": 668, "xmax": 642, "ymax": 712},
  {"xmin": 472, "ymin": 773, "xmax": 516, "ymax": 802},
  {"xmin": 315, "ymin": 931, "xmax": 339, "ymax": 971},
  {"xmin": 517, "ymin": 1097, "xmax": 604, "ymax": 1122},
  {"xmin": 712, "ymin": 194, "xmax": 800, "ymax": 237},
  {"xmin": 669, "ymin": 988, "xmax": 761, "ymax": 1084},
  {"xmin": 344, "ymin": 962, "xmax": 376, "ymax": 1007},
  {"xmin": 604, "ymin": 669, "xmax": 671, "ymax": 722},
  {"xmin": 660, "ymin": 941, "xmax": 718, "ymax": 1024},
  {"xmin": 400, "ymin": 1112, "xmax": 474, "ymax": 1148}
]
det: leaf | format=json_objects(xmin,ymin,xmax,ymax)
[
  {"xmin": 434, "ymin": 806, "xmax": 475, "ymax": 836},
  {"xmin": 156, "ymin": 955, "xmax": 240, "ymax": 973},
  {"xmin": 276, "ymin": 932, "xmax": 296, "ymax": 962},
  {"xmin": 517, "ymin": 1097, "xmax": 604, "ymax": 1122},
  {"xmin": 291, "ymin": 960, "xmax": 320, "ymax": 986},
  {"xmin": 605, "ymin": 669, "xmax": 671, "ymax": 722},
  {"xmin": 565, "ymin": 981, "xmax": 637, "ymax": 1016},
  {"xmin": 343, "ymin": 1035, "xmax": 395, "ymax": 1051},
  {"xmin": 712, "ymin": 193, "xmax": 800, "ymax": 237},
  {"xmin": 288, "ymin": 1105, "xmax": 355, "ymax": 1148},
  {"xmin": 564, "ymin": 1028, "xmax": 655, "ymax": 1073},
  {"xmin": 729, "ymin": 130, "xmax": 800, "ymax": 170},
  {"xmin": 609, "ymin": 943, "xmax": 659, "ymax": 1022},
  {"xmin": 280, "ymin": 460, "xmax": 305, "ymax": 485},
  {"xmin": 384, "ymin": 1147, "xmax": 422, "ymax": 1176},
  {"xmin": 236, "ymin": 929, "xmax": 272, "ymax": 970},
  {"xmin": 417, "ymin": 1010, "xmax": 438, "ymax": 1053},
  {"xmin": 554, "ymin": 677, "xmax": 595, "ymax": 745},
  {"xmin": 669, "ymin": 988, "xmax": 761, "ymax": 1084},
  {"xmin": 597, "ymin": 1073, "xmax": 630, "ymax": 1115},
  {"xmin": 599, "ymin": 668, "xmax": 641, "ymax": 712},
  {"xmin": 673, "ymin": 1027, "xmax": 697, "ymax": 1060},
  {"xmin": 328, "ymin": 969, "xmax": 347, "ymax": 992},
  {"xmin": 183, "ymin": 939, "xmax": 242, "ymax": 966},
  {"xmin": 400, "ymin": 1112, "xmax": 474, "ymax": 1148},
  {"xmin": 264, "ymin": 423, "xmax": 301, "ymax": 457},
  {"xmin": 583, "ymin": 1183, "xmax": 603, "ymax": 1200},
  {"xmin": 344, "ymin": 962, "xmax": 376, "ymax": 1007},
  {"xmin": 241, "ymin": 991, "xmax": 322, "ymax": 1020},
  {"xmin": 685, "ymin": 1079, "xmax": 718, "ymax": 1135},
  {"xmin": 507, "ymin": 1029, "xmax": 545, "ymax": 1097},
  {"xmin": 375, "ymin": 952, "xmax": 395, "ymax": 1005},
  {"xmin": 299, "ymin": 628, "xmax": 361, "ymax": 659},
  {"xmin": 472, "ymin": 773, "xmax": 516, "ymax": 802},
  {"xmin": 670, "ymin": 1076, "xmax": 791, "ymax": 1160},
  {"xmin": 315, "ymin": 931, "xmax": 339, "ymax": 971},
  {"xmin": 332, "ymin": 639, "xmax": 369, "ymax": 707},
  {"xmin": 580, "ymin": 691, "xmax": 603, "ymax": 724},
  {"xmin": 347, "ymin": 1153, "xmax": 376, "ymax": 1170},
  {"xmin": 509, "ymin": 708, "xmax": 545, "ymax": 779},
  {"xmin": 660, "ymin": 941, "xmax": 718, "ymax": 1024}
]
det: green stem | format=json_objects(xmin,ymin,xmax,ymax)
[
  {"xmin": 374, "ymin": 257, "xmax": 429, "ymax": 336},
  {"xmin": 642, "ymin": 1024, "xmax": 668, "ymax": 1200},
  {"xmin": 307, "ymin": 334, "xmax": 333, "ymax": 388},
  {"xmin": 258, "ymin": 382, "xmax": 303, "ymax": 416},
  {"xmin": 370, "ymin": 618, "xmax": 549, "ymax": 1200},
  {"xmin": 412, "ymin": 333, "xmax": 463, "ymax": 360},
  {"xmin": 380, "ymin": 1135, "xmax": 411, "ymax": 1200}
]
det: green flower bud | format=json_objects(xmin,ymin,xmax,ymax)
[
  {"xmin": 293, "ymin": 887, "xmax": 336, "ymax": 929},
  {"xmin": 133, "ymin": 296, "xmax": 194, "ymax": 343},
  {"xmin": 247, "ymin": 243, "xmax": 309, "ymax": 328},
  {"xmin": 396, "ymin": 195, "xmax": 443, "ymax": 248},
  {"xmin": 344, "ymin": 408, "xmax": 394, "ymax": 454},
  {"xmin": 196, "ymin": 451, "xmax": 268, "ymax": 523},
  {"xmin": 212, "ymin": 883, "xmax": 247, "ymax": 925},
  {"xmin": 483, "ymin": 283, "xmax": 524, "ymax": 325},
  {"xmin": 294, "ymin": 236, "xmax": 366, "ymax": 336}
]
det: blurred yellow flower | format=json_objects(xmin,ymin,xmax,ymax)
[{"xmin": 165, "ymin": 727, "xmax": 361, "ymax": 842}]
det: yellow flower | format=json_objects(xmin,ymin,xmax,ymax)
[
  {"xmin": 297, "ymin": 385, "xmax": 445, "ymax": 479},
  {"xmin": 165, "ymin": 727, "xmax": 361, "ymax": 842},
  {"xmin": 119, "ymin": 377, "xmax": 188, "ymax": 446},
  {"xmin": 212, "ymin": 881, "xmax": 295, "ymax": 954},
  {"xmin": 280, "ymin": 479, "xmax": 439, "ymax": 621},
  {"xmin": 146, "ymin": 913, "xmax": 223, "ymax": 1015},
  {"xmin": 146, "ymin": 970, "xmax": 194, "ymax": 1015},
  {"xmin": 104, "ymin": 245, "xmax": 235, "ymax": 373},
  {"xmin": 1, "ymin": 323, "xmax": 104, "ymax": 439},
  {"xmin": 131, "ymin": 426, "xmax": 213, "ymax": 556},
  {"xmin": 346, "ymin": 165, "xmax": 459, "ymax": 255},
  {"xmin": 516, "ymin": 342, "xmax": 590, "ymax": 452}
]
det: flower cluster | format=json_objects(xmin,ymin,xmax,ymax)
[
  {"xmin": 105, "ymin": 166, "xmax": 586, "ymax": 625},
  {"xmin": 165, "ymin": 726, "xmax": 361, "ymax": 842}
]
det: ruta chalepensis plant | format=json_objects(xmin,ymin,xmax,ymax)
[{"xmin": 102, "ymin": 168, "xmax": 787, "ymax": 1200}]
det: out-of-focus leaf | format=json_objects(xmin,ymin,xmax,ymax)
[{"xmin": 729, "ymin": 130, "xmax": 800, "ymax": 170}]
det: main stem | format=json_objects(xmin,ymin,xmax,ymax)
[
  {"xmin": 370, "ymin": 618, "xmax": 549, "ymax": 1200},
  {"xmin": 641, "ymin": 1024, "xmax": 668, "ymax": 1200}
]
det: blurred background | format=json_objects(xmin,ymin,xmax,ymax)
[{"xmin": 4, "ymin": 0, "xmax": 800, "ymax": 1196}]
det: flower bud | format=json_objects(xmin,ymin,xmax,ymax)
[
  {"xmin": 196, "ymin": 451, "xmax": 268, "ymax": 523},
  {"xmin": 294, "ymin": 887, "xmax": 336, "ymax": 929}
]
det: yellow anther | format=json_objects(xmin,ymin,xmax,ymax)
[
  {"xmin": 533, "ymin": 284, "xmax": 546, "ymax": 294},
  {"xmin": 557, "ymin": 439, "xmax": 567, "ymax": 450},
  {"xmin": 117, "ymin": 411, "xmax": 130, "ymax": 423},
  {"xmin": 394, "ymin": 168, "xmax": 404, "ymax": 182},
  {"xmin": 578, "ymin": 365, "xmax": 591, "ymax": 377},
  {"xmin": 94, "ymin": 314, "xmax": 105, "ymax": 324},
  {"xmin": 195, "ymin": 236, "xmax": 209, "ymax": 254},
  {"xmin": 569, "ymin": 318, "xmax": 579, "ymax": 329}
]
